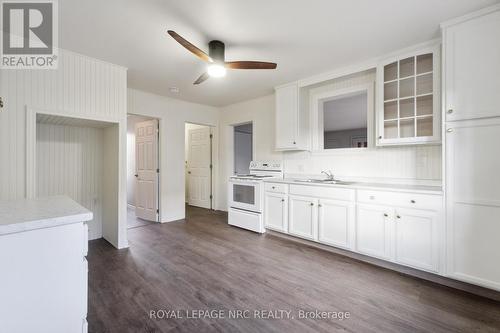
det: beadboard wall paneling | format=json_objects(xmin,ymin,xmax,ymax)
[
  {"xmin": 36, "ymin": 123, "xmax": 104, "ymax": 240},
  {"xmin": 0, "ymin": 48, "xmax": 127, "ymax": 201}
]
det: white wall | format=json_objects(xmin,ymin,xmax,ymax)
[
  {"xmin": 127, "ymin": 114, "xmax": 153, "ymax": 207},
  {"xmin": 0, "ymin": 48, "xmax": 128, "ymax": 249},
  {"xmin": 36, "ymin": 123, "xmax": 104, "ymax": 240},
  {"xmin": 128, "ymin": 88, "xmax": 220, "ymax": 221},
  {"xmin": 217, "ymin": 74, "xmax": 442, "ymax": 210}
]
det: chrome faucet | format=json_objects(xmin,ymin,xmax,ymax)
[{"xmin": 321, "ymin": 170, "xmax": 335, "ymax": 180}]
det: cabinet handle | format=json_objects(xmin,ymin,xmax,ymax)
[
  {"xmin": 447, "ymin": 109, "xmax": 453, "ymax": 114},
  {"xmin": 383, "ymin": 213, "xmax": 388, "ymax": 217},
  {"xmin": 410, "ymin": 200, "xmax": 416, "ymax": 204}
]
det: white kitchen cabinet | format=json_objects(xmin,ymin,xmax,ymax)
[
  {"xmin": 376, "ymin": 44, "xmax": 441, "ymax": 146},
  {"xmin": 264, "ymin": 192, "xmax": 288, "ymax": 232},
  {"xmin": 443, "ymin": 8, "xmax": 500, "ymax": 122},
  {"xmin": 275, "ymin": 83, "xmax": 309, "ymax": 150},
  {"xmin": 356, "ymin": 204, "xmax": 393, "ymax": 260},
  {"xmin": 288, "ymin": 195, "xmax": 318, "ymax": 240},
  {"xmin": 318, "ymin": 199, "xmax": 354, "ymax": 250},
  {"xmin": 445, "ymin": 118, "xmax": 500, "ymax": 290},
  {"xmin": 395, "ymin": 208, "xmax": 439, "ymax": 272},
  {"xmin": 0, "ymin": 196, "xmax": 92, "ymax": 333}
]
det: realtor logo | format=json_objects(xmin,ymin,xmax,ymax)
[{"xmin": 1, "ymin": 0, "xmax": 58, "ymax": 69}]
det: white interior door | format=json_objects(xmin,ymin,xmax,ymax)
[
  {"xmin": 187, "ymin": 127, "xmax": 211, "ymax": 209},
  {"xmin": 135, "ymin": 119, "xmax": 158, "ymax": 221}
]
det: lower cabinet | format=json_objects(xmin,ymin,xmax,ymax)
[
  {"xmin": 264, "ymin": 192, "xmax": 288, "ymax": 232},
  {"xmin": 263, "ymin": 183, "xmax": 444, "ymax": 279},
  {"xmin": 318, "ymin": 199, "xmax": 354, "ymax": 250},
  {"xmin": 356, "ymin": 204, "xmax": 393, "ymax": 260},
  {"xmin": 394, "ymin": 208, "xmax": 439, "ymax": 272},
  {"xmin": 288, "ymin": 195, "xmax": 318, "ymax": 241}
]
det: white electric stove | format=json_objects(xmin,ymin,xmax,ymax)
[{"xmin": 228, "ymin": 161, "xmax": 283, "ymax": 233}]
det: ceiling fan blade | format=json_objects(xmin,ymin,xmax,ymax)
[
  {"xmin": 193, "ymin": 72, "xmax": 209, "ymax": 85},
  {"xmin": 167, "ymin": 30, "xmax": 212, "ymax": 63},
  {"xmin": 225, "ymin": 61, "xmax": 277, "ymax": 70}
]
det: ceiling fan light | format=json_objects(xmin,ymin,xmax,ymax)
[{"xmin": 207, "ymin": 64, "xmax": 226, "ymax": 78}]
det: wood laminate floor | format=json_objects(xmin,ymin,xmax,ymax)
[{"xmin": 88, "ymin": 206, "xmax": 500, "ymax": 333}]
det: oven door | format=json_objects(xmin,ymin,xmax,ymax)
[{"xmin": 228, "ymin": 180, "xmax": 261, "ymax": 212}]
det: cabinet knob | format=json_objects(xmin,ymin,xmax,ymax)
[
  {"xmin": 410, "ymin": 200, "xmax": 416, "ymax": 204},
  {"xmin": 446, "ymin": 128, "xmax": 453, "ymax": 133},
  {"xmin": 310, "ymin": 203, "xmax": 314, "ymax": 206},
  {"xmin": 281, "ymin": 199, "xmax": 285, "ymax": 202},
  {"xmin": 396, "ymin": 215, "xmax": 401, "ymax": 219},
  {"xmin": 293, "ymin": 141, "xmax": 296, "ymax": 145},
  {"xmin": 369, "ymin": 196, "xmax": 375, "ymax": 200},
  {"xmin": 272, "ymin": 186, "xmax": 276, "ymax": 189},
  {"xmin": 318, "ymin": 204, "xmax": 322, "ymax": 208},
  {"xmin": 383, "ymin": 213, "xmax": 388, "ymax": 217},
  {"xmin": 447, "ymin": 109, "xmax": 453, "ymax": 114},
  {"xmin": 378, "ymin": 136, "xmax": 382, "ymax": 139}
]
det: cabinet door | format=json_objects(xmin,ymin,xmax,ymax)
[
  {"xmin": 444, "ymin": 10, "xmax": 500, "ymax": 121},
  {"xmin": 446, "ymin": 119, "xmax": 500, "ymax": 290},
  {"xmin": 275, "ymin": 83, "xmax": 298, "ymax": 149},
  {"xmin": 395, "ymin": 208, "xmax": 438, "ymax": 272},
  {"xmin": 318, "ymin": 199, "xmax": 354, "ymax": 250},
  {"xmin": 264, "ymin": 192, "xmax": 288, "ymax": 233},
  {"xmin": 376, "ymin": 45, "xmax": 440, "ymax": 146},
  {"xmin": 288, "ymin": 195, "xmax": 317, "ymax": 241},
  {"xmin": 356, "ymin": 204, "xmax": 393, "ymax": 260}
]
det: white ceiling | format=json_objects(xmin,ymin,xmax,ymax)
[
  {"xmin": 323, "ymin": 92, "xmax": 367, "ymax": 132},
  {"xmin": 59, "ymin": 0, "xmax": 499, "ymax": 107}
]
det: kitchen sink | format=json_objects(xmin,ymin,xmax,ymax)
[{"xmin": 293, "ymin": 179, "xmax": 354, "ymax": 185}]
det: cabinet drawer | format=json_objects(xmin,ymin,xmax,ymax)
[
  {"xmin": 357, "ymin": 189, "xmax": 442, "ymax": 211},
  {"xmin": 265, "ymin": 182, "xmax": 288, "ymax": 194},
  {"xmin": 289, "ymin": 184, "xmax": 354, "ymax": 201}
]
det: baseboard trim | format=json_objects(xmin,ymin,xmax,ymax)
[{"xmin": 266, "ymin": 230, "xmax": 500, "ymax": 302}]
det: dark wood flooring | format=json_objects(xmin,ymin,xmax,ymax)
[{"xmin": 88, "ymin": 206, "xmax": 500, "ymax": 333}]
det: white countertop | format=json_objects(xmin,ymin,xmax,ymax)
[
  {"xmin": 0, "ymin": 196, "xmax": 93, "ymax": 236},
  {"xmin": 264, "ymin": 178, "xmax": 443, "ymax": 194}
]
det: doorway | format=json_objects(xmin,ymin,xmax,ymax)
[
  {"xmin": 185, "ymin": 123, "xmax": 213, "ymax": 209},
  {"xmin": 234, "ymin": 123, "xmax": 253, "ymax": 175},
  {"xmin": 127, "ymin": 114, "xmax": 160, "ymax": 228}
]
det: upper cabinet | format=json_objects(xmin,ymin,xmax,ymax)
[
  {"xmin": 376, "ymin": 45, "xmax": 441, "ymax": 146},
  {"xmin": 443, "ymin": 9, "xmax": 500, "ymax": 122},
  {"xmin": 275, "ymin": 83, "xmax": 310, "ymax": 150}
]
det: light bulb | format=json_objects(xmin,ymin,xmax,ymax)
[{"xmin": 207, "ymin": 64, "xmax": 226, "ymax": 78}]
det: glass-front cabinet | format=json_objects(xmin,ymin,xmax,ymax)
[{"xmin": 376, "ymin": 45, "xmax": 440, "ymax": 146}]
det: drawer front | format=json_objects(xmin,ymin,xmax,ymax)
[
  {"xmin": 289, "ymin": 184, "xmax": 354, "ymax": 201},
  {"xmin": 265, "ymin": 182, "xmax": 288, "ymax": 194},
  {"xmin": 357, "ymin": 189, "xmax": 442, "ymax": 211}
]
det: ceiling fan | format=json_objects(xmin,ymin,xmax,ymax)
[{"xmin": 167, "ymin": 30, "xmax": 277, "ymax": 85}]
